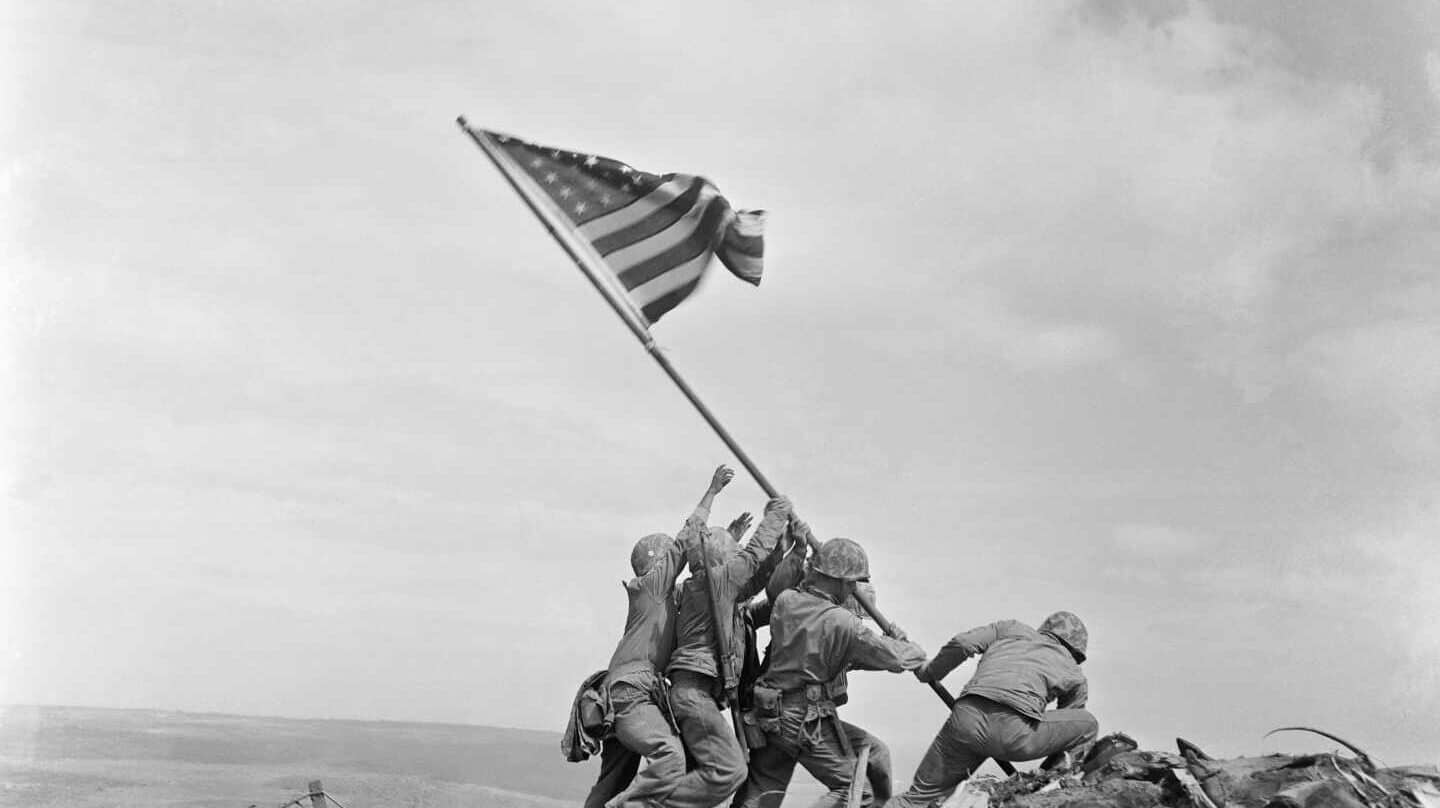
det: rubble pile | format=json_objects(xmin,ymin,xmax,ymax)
[{"xmin": 954, "ymin": 730, "xmax": 1440, "ymax": 808}]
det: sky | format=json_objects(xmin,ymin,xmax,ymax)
[{"xmin": 4, "ymin": 0, "xmax": 1439, "ymax": 781}]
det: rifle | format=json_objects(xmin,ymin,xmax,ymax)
[{"xmin": 697, "ymin": 526, "xmax": 749, "ymax": 757}]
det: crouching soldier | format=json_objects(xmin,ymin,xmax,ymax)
[
  {"xmin": 588, "ymin": 465, "xmax": 736, "ymax": 808},
  {"xmin": 889, "ymin": 612, "xmax": 1099, "ymax": 808},
  {"xmin": 663, "ymin": 491, "xmax": 794, "ymax": 808},
  {"xmin": 735, "ymin": 534, "xmax": 926, "ymax": 808}
]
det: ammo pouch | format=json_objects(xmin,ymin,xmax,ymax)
[
  {"xmin": 751, "ymin": 685, "xmax": 783, "ymax": 736},
  {"xmin": 578, "ymin": 685, "xmax": 611, "ymax": 736}
]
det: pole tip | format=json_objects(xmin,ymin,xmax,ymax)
[{"xmin": 456, "ymin": 115, "xmax": 469, "ymax": 128}]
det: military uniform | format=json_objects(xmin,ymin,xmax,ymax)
[
  {"xmin": 735, "ymin": 580, "xmax": 925, "ymax": 808},
  {"xmin": 585, "ymin": 527, "xmax": 695, "ymax": 808},
  {"xmin": 664, "ymin": 497, "xmax": 792, "ymax": 808},
  {"xmin": 889, "ymin": 616, "xmax": 1099, "ymax": 808}
]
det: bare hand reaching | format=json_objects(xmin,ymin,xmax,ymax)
[
  {"xmin": 709, "ymin": 465, "xmax": 735, "ymax": 495},
  {"xmin": 727, "ymin": 512, "xmax": 753, "ymax": 541}
]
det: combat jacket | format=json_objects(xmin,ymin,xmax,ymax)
[
  {"xmin": 922, "ymin": 619, "xmax": 1087, "ymax": 721},
  {"xmin": 667, "ymin": 504, "xmax": 789, "ymax": 691},
  {"xmin": 605, "ymin": 516, "xmax": 693, "ymax": 689},
  {"xmin": 756, "ymin": 584, "xmax": 926, "ymax": 696}
]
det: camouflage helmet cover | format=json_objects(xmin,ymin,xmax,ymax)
[
  {"xmin": 699, "ymin": 526, "xmax": 739, "ymax": 568},
  {"xmin": 630, "ymin": 533, "xmax": 674, "ymax": 576},
  {"xmin": 1039, "ymin": 610, "xmax": 1089, "ymax": 662},
  {"xmin": 811, "ymin": 537, "xmax": 870, "ymax": 582}
]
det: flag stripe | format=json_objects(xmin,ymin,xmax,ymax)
[
  {"xmin": 717, "ymin": 249, "xmax": 762, "ymax": 285},
  {"xmin": 641, "ymin": 276, "xmax": 704, "ymax": 323},
  {"xmin": 606, "ymin": 184, "xmax": 719, "ymax": 274},
  {"xmin": 591, "ymin": 178, "xmax": 706, "ymax": 256},
  {"xmin": 475, "ymin": 129, "xmax": 764, "ymax": 326},
  {"xmin": 630, "ymin": 251, "xmax": 709, "ymax": 309},
  {"xmin": 578, "ymin": 176, "xmax": 693, "ymax": 241},
  {"xmin": 616, "ymin": 199, "xmax": 728, "ymax": 291},
  {"xmin": 722, "ymin": 228, "xmax": 763, "ymax": 259}
]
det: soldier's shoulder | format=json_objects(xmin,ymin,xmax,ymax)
[{"xmin": 994, "ymin": 619, "xmax": 1040, "ymax": 639}]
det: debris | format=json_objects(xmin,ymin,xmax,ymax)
[
  {"xmin": 1162, "ymin": 767, "xmax": 1217, "ymax": 808},
  {"xmin": 1265, "ymin": 727, "xmax": 1376, "ymax": 771},
  {"xmin": 971, "ymin": 731, "xmax": 1434, "ymax": 808}
]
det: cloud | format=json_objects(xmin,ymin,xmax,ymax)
[
  {"xmin": 954, "ymin": 293, "xmax": 1124, "ymax": 371},
  {"xmin": 1294, "ymin": 319, "xmax": 1440, "ymax": 461},
  {"xmin": 1429, "ymin": 50, "xmax": 1440, "ymax": 102},
  {"xmin": 1112, "ymin": 523, "xmax": 1208, "ymax": 556},
  {"xmin": 1346, "ymin": 498, "xmax": 1440, "ymax": 718}
]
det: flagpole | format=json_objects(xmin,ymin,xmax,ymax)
[
  {"xmin": 457, "ymin": 118, "xmax": 652, "ymax": 342},
  {"xmin": 457, "ymin": 117, "xmax": 779, "ymax": 494},
  {"xmin": 455, "ymin": 120, "xmax": 996, "ymax": 759}
]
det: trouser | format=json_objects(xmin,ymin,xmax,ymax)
[
  {"xmin": 585, "ymin": 681, "xmax": 685, "ymax": 808},
  {"xmin": 732, "ymin": 722, "xmax": 892, "ymax": 808},
  {"xmin": 887, "ymin": 695, "xmax": 1098, "ymax": 808},
  {"xmin": 734, "ymin": 705, "xmax": 886, "ymax": 808},
  {"xmin": 666, "ymin": 670, "xmax": 748, "ymax": 808}
]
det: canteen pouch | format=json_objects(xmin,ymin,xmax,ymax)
[{"xmin": 740, "ymin": 710, "xmax": 768, "ymax": 750}]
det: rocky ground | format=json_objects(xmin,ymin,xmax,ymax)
[{"xmin": 949, "ymin": 731, "xmax": 1440, "ymax": 808}]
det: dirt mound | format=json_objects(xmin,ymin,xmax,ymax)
[{"xmin": 952, "ymin": 732, "xmax": 1440, "ymax": 808}]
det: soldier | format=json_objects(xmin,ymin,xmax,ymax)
[
  {"xmin": 888, "ymin": 612, "xmax": 1099, "ymax": 808},
  {"xmin": 588, "ymin": 465, "xmax": 735, "ymax": 808},
  {"xmin": 662, "ymin": 490, "xmax": 794, "ymax": 808},
  {"xmin": 735, "ymin": 530, "xmax": 927, "ymax": 808}
]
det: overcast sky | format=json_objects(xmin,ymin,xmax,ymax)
[{"xmin": 4, "ymin": 0, "xmax": 1439, "ymax": 778}]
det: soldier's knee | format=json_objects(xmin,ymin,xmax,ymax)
[
  {"xmin": 698, "ymin": 757, "xmax": 747, "ymax": 795},
  {"xmin": 866, "ymin": 737, "xmax": 892, "ymax": 768}
]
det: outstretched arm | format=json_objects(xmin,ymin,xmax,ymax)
[
  {"xmin": 849, "ymin": 625, "xmax": 927, "ymax": 672},
  {"xmin": 697, "ymin": 465, "xmax": 734, "ymax": 516},
  {"xmin": 728, "ymin": 495, "xmax": 794, "ymax": 599},
  {"xmin": 915, "ymin": 620, "xmax": 1014, "ymax": 683},
  {"xmin": 679, "ymin": 465, "xmax": 735, "ymax": 564}
]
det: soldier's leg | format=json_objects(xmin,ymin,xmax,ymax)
[
  {"xmin": 732, "ymin": 740, "xmax": 800, "ymax": 808},
  {"xmin": 606, "ymin": 685, "xmax": 686, "ymax": 808},
  {"xmin": 666, "ymin": 673, "xmax": 748, "ymax": 808},
  {"xmin": 993, "ymin": 707, "xmax": 1098, "ymax": 764},
  {"xmin": 840, "ymin": 721, "xmax": 892, "ymax": 805},
  {"xmin": 887, "ymin": 702, "xmax": 989, "ymax": 808},
  {"xmin": 794, "ymin": 719, "xmax": 871, "ymax": 808},
  {"xmin": 586, "ymin": 736, "xmax": 641, "ymax": 808}
]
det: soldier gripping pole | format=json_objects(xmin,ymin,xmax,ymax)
[
  {"xmin": 697, "ymin": 527, "xmax": 749, "ymax": 758},
  {"xmin": 457, "ymin": 117, "xmax": 987, "ymax": 737}
]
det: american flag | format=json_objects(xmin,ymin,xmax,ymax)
[{"xmin": 476, "ymin": 128, "xmax": 765, "ymax": 325}]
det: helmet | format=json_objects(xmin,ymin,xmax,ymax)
[
  {"xmin": 630, "ymin": 533, "xmax": 673, "ymax": 576},
  {"xmin": 1039, "ymin": 611, "xmax": 1089, "ymax": 662},
  {"xmin": 699, "ymin": 526, "xmax": 738, "ymax": 568},
  {"xmin": 811, "ymin": 538, "xmax": 870, "ymax": 582}
]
